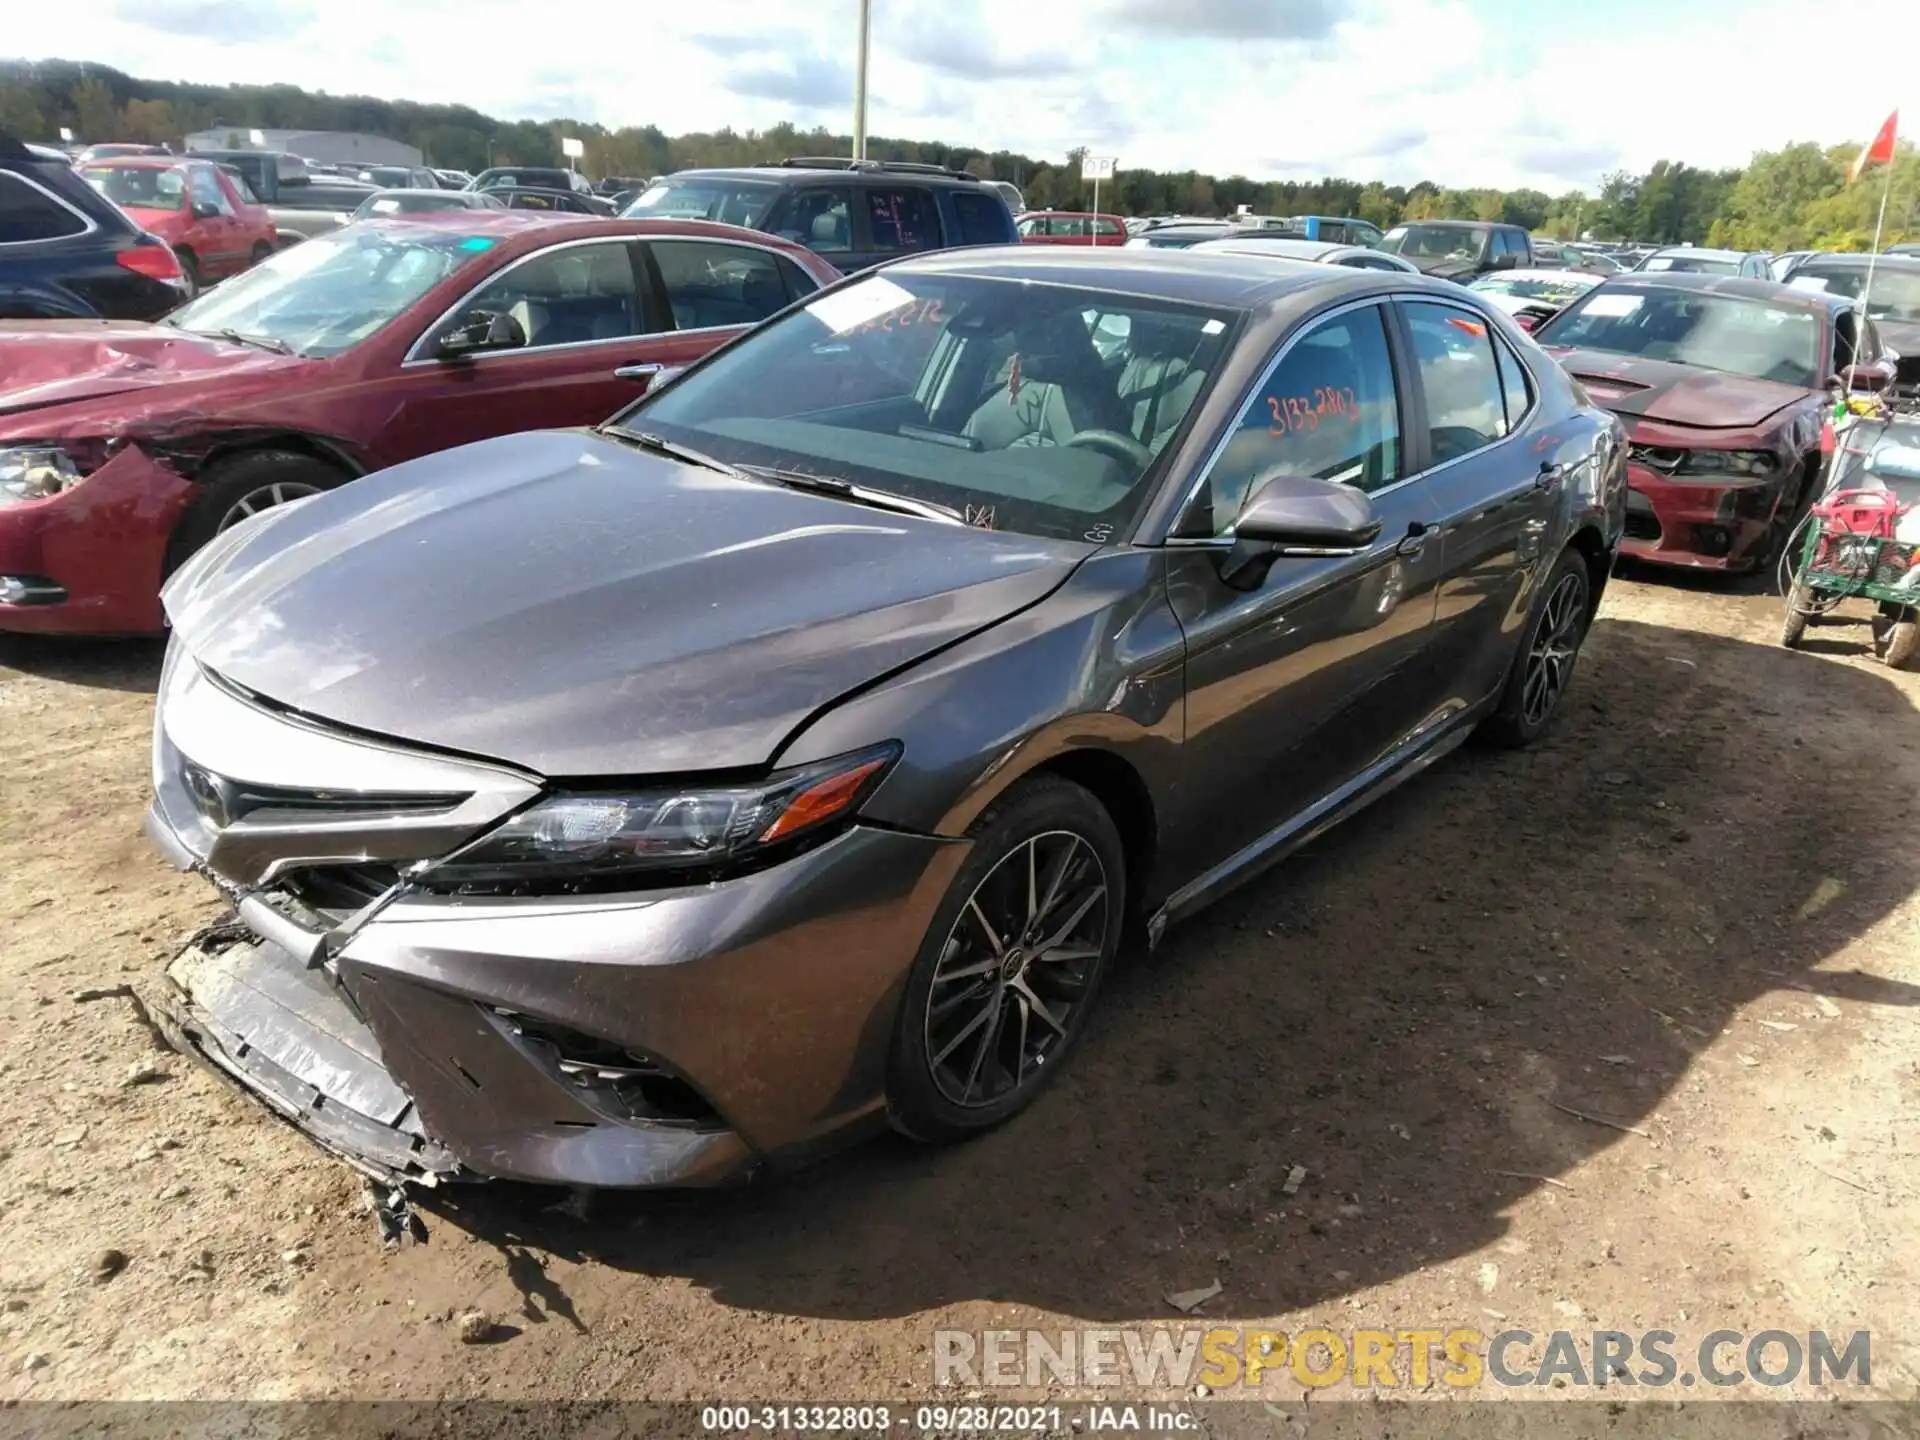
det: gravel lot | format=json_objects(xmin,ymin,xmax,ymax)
[{"xmin": 2, "ymin": 571, "xmax": 1916, "ymax": 1408}]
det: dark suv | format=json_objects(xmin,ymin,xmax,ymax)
[
  {"xmin": 1378, "ymin": 220, "xmax": 1534, "ymax": 281},
  {"xmin": 622, "ymin": 157, "xmax": 1018, "ymax": 272},
  {"xmin": 0, "ymin": 131, "xmax": 190, "ymax": 319}
]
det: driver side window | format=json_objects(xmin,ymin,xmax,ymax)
[
  {"xmin": 433, "ymin": 241, "xmax": 646, "ymax": 352},
  {"xmin": 1188, "ymin": 304, "xmax": 1403, "ymax": 536}
]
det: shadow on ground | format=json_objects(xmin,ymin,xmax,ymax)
[
  {"xmin": 383, "ymin": 617, "xmax": 1920, "ymax": 1323},
  {"xmin": 0, "ymin": 634, "xmax": 166, "ymax": 694}
]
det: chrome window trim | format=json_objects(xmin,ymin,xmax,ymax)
[
  {"xmin": 400, "ymin": 233, "xmax": 811, "ymax": 367},
  {"xmin": 0, "ymin": 171, "xmax": 100, "ymax": 247},
  {"xmin": 1154, "ymin": 288, "xmax": 1533, "ymax": 542}
]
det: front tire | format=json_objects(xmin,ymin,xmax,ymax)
[
  {"xmin": 1480, "ymin": 547, "xmax": 1594, "ymax": 748},
  {"xmin": 164, "ymin": 449, "xmax": 345, "ymax": 577},
  {"xmin": 886, "ymin": 776, "xmax": 1125, "ymax": 1144},
  {"xmin": 249, "ymin": 242, "xmax": 273, "ymax": 267},
  {"xmin": 174, "ymin": 248, "xmax": 200, "ymax": 297}
]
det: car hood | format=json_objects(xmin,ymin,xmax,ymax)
[
  {"xmin": 1544, "ymin": 348, "xmax": 1810, "ymax": 428},
  {"xmin": 164, "ymin": 429, "xmax": 1089, "ymax": 777},
  {"xmin": 0, "ymin": 322, "xmax": 308, "ymax": 420},
  {"xmin": 1409, "ymin": 257, "xmax": 1480, "ymax": 280}
]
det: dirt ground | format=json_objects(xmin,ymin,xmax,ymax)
[{"xmin": 2, "ymin": 570, "xmax": 1917, "ymax": 1411}]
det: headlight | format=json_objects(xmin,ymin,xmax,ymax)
[
  {"xmin": 0, "ymin": 446, "xmax": 82, "ymax": 503},
  {"xmin": 1678, "ymin": 449, "xmax": 1776, "ymax": 478},
  {"xmin": 420, "ymin": 743, "xmax": 900, "ymax": 890}
]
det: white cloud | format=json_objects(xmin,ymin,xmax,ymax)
[{"xmin": 7, "ymin": 0, "xmax": 1914, "ymax": 191}]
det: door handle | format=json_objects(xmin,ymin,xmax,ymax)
[
  {"xmin": 1396, "ymin": 521, "xmax": 1431, "ymax": 558},
  {"xmin": 1536, "ymin": 460, "xmax": 1571, "ymax": 491},
  {"xmin": 613, "ymin": 363, "xmax": 663, "ymax": 380}
]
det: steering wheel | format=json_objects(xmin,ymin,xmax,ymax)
[{"xmin": 1066, "ymin": 428, "xmax": 1154, "ymax": 469}]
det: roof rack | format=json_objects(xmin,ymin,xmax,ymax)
[{"xmin": 772, "ymin": 156, "xmax": 978, "ymax": 181}]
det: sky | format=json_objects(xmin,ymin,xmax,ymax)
[{"xmin": 8, "ymin": 0, "xmax": 1912, "ymax": 193}]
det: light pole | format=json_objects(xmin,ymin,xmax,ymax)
[{"xmin": 852, "ymin": 0, "xmax": 871, "ymax": 161}]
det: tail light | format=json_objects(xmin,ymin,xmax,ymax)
[{"xmin": 117, "ymin": 238, "xmax": 185, "ymax": 285}]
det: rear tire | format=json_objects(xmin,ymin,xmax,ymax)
[
  {"xmin": 249, "ymin": 242, "xmax": 273, "ymax": 267},
  {"xmin": 164, "ymin": 449, "xmax": 346, "ymax": 577},
  {"xmin": 1884, "ymin": 615, "xmax": 1920, "ymax": 671},
  {"xmin": 1479, "ymin": 547, "xmax": 1594, "ymax": 748},
  {"xmin": 886, "ymin": 776, "xmax": 1125, "ymax": 1144}
]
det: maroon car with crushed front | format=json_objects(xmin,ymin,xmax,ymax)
[
  {"xmin": 0, "ymin": 212, "xmax": 838, "ymax": 633},
  {"xmin": 1534, "ymin": 273, "xmax": 1892, "ymax": 571}
]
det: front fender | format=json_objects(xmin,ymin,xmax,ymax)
[{"xmin": 774, "ymin": 547, "xmax": 1187, "ymax": 844}]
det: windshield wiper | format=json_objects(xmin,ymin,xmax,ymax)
[
  {"xmin": 601, "ymin": 427, "xmax": 745, "ymax": 478},
  {"xmin": 738, "ymin": 465, "xmax": 963, "ymax": 525},
  {"xmin": 200, "ymin": 327, "xmax": 292, "ymax": 355}
]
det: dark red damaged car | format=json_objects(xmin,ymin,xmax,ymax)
[
  {"xmin": 1534, "ymin": 273, "xmax": 1894, "ymax": 572},
  {"xmin": 0, "ymin": 212, "xmax": 838, "ymax": 633}
]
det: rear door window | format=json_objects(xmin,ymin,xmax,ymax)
[
  {"xmin": 0, "ymin": 174, "xmax": 92, "ymax": 243},
  {"xmin": 648, "ymin": 240, "xmax": 796, "ymax": 331},
  {"xmin": 865, "ymin": 186, "xmax": 941, "ymax": 252},
  {"xmin": 1401, "ymin": 300, "xmax": 1509, "ymax": 463}
]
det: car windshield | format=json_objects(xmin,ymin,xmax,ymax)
[
  {"xmin": 162, "ymin": 225, "xmax": 486, "ymax": 357},
  {"xmin": 1471, "ymin": 274, "xmax": 1598, "ymax": 303},
  {"xmin": 623, "ymin": 179, "xmax": 780, "ymax": 228},
  {"xmin": 610, "ymin": 271, "xmax": 1238, "ymax": 543},
  {"xmin": 1538, "ymin": 286, "xmax": 1821, "ymax": 387},
  {"xmin": 1787, "ymin": 265, "xmax": 1920, "ymax": 323},
  {"xmin": 1379, "ymin": 224, "xmax": 1488, "ymax": 260},
  {"xmin": 82, "ymin": 164, "xmax": 186, "ymax": 211},
  {"xmin": 1640, "ymin": 254, "xmax": 1741, "ymax": 275},
  {"xmin": 475, "ymin": 168, "xmax": 565, "ymax": 190}
]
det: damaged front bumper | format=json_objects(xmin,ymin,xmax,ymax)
[{"xmin": 144, "ymin": 648, "xmax": 969, "ymax": 1189}]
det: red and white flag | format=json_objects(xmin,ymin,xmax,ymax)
[{"xmin": 1848, "ymin": 110, "xmax": 1898, "ymax": 184}]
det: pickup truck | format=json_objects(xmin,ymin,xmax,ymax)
[
  {"xmin": 187, "ymin": 148, "xmax": 376, "ymax": 247},
  {"xmin": 1376, "ymin": 220, "xmax": 1532, "ymax": 282}
]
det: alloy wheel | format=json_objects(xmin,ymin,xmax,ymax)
[
  {"xmin": 923, "ymin": 829, "xmax": 1111, "ymax": 1108},
  {"xmin": 1521, "ymin": 570, "xmax": 1587, "ymax": 729},
  {"xmin": 216, "ymin": 480, "xmax": 323, "ymax": 532}
]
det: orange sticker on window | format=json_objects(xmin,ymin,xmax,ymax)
[
  {"xmin": 1446, "ymin": 317, "xmax": 1486, "ymax": 337},
  {"xmin": 1267, "ymin": 386, "xmax": 1360, "ymax": 436}
]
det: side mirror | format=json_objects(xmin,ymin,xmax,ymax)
[
  {"xmin": 1834, "ymin": 360, "xmax": 1894, "ymax": 394},
  {"xmin": 1491, "ymin": 252, "xmax": 1521, "ymax": 271},
  {"xmin": 437, "ymin": 310, "xmax": 526, "ymax": 358},
  {"xmin": 191, "ymin": 201, "xmax": 221, "ymax": 220},
  {"xmin": 1221, "ymin": 475, "xmax": 1382, "ymax": 588}
]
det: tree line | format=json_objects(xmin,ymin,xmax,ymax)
[{"xmin": 2, "ymin": 59, "xmax": 1914, "ymax": 250}]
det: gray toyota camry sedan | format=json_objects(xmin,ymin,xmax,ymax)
[{"xmin": 146, "ymin": 247, "xmax": 1626, "ymax": 1190}]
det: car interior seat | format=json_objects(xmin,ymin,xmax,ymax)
[
  {"xmin": 1118, "ymin": 314, "xmax": 1210, "ymax": 452},
  {"xmin": 963, "ymin": 310, "xmax": 1130, "ymax": 451}
]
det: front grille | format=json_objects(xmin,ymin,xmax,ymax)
[
  {"xmin": 177, "ymin": 758, "xmax": 463, "ymax": 829},
  {"xmin": 279, "ymin": 863, "xmax": 403, "ymax": 914}
]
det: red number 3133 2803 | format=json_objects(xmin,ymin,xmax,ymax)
[{"xmin": 1267, "ymin": 386, "xmax": 1360, "ymax": 436}]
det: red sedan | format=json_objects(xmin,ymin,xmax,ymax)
[
  {"xmin": 1016, "ymin": 211, "xmax": 1129, "ymax": 246},
  {"xmin": 0, "ymin": 213, "xmax": 840, "ymax": 633},
  {"xmin": 78, "ymin": 157, "xmax": 278, "ymax": 293}
]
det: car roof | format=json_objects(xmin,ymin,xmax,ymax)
[
  {"xmin": 1789, "ymin": 252, "xmax": 1920, "ymax": 270},
  {"xmin": 1474, "ymin": 267, "xmax": 1600, "ymax": 284},
  {"xmin": 1394, "ymin": 218, "xmax": 1504, "ymax": 228},
  {"xmin": 365, "ymin": 188, "xmax": 477, "ymax": 199},
  {"xmin": 76, "ymin": 155, "xmax": 190, "ymax": 168},
  {"xmin": 1191, "ymin": 237, "xmax": 1342, "ymax": 259},
  {"xmin": 1603, "ymin": 270, "xmax": 1843, "ymax": 312},
  {"xmin": 881, "ymin": 244, "xmax": 1467, "ymax": 312},
  {"xmin": 1645, "ymin": 246, "xmax": 1753, "ymax": 260},
  {"xmin": 1024, "ymin": 210, "xmax": 1124, "ymax": 220},
  {"xmin": 663, "ymin": 164, "xmax": 979, "ymax": 188},
  {"xmin": 357, "ymin": 211, "xmax": 817, "ymax": 255}
]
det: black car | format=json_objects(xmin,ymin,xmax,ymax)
[
  {"xmin": 468, "ymin": 166, "xmax": 595, "ymax": 197},
  {"xmin": 1378, "ymin": 220, "xmax": 1534, "ymax": 281},
  {"xmin": 0, "ymin": 132, "xmax": 189, "ymax": 320},
  {"xmin": 148, "ymin": 250, "xmax": 1626, "ymax": 1189},
  {"xmin": 623, "ymin": 157, "xmax": 1018, "ymax": 272},
  {"xmin": 491, "ymin": 185, "xmax": 616, "ymax": 216},
  {"xmin": 1779, "ymin": 252, "xmax": 1920, "ymax": 393}
]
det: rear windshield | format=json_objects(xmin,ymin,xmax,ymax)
[
  {"xmin": 624, "ymin": 179, "xmax": 780, "ymax": 228},
  {"xmin": 1380, "ymin": 224, "xmax": 1489, "ymax": 259},
  {"xmin": 82, "ymin": 164, "xmax": 186, "ymax": 212},
  {"xmin": 1787, "ymin": 264, "xmax": 1920, "ymax": 323},
  {"xmin": 1640, "ymin": 254, "xmax": 1741, "ymax": 276},
  {"xmin": 610, "ymin": 270, "xmax": 1239, "ymax": 543}
]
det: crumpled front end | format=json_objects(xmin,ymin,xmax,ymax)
[
  {"xmin": 1618, "ymin": 416, "xmax": 1808, "ymax": 572},
  {"xmin": 143, "ymin": 641, "xmax": 966, "ymax": 1189}
]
